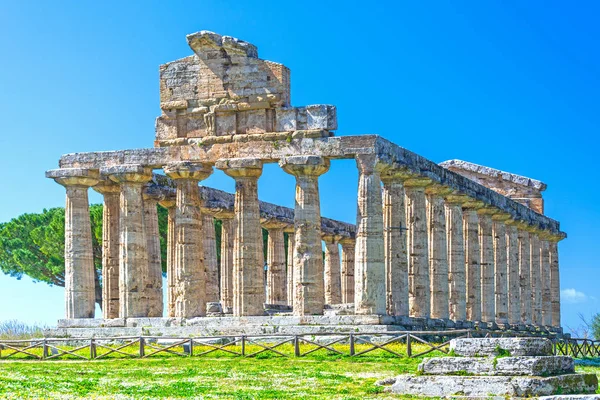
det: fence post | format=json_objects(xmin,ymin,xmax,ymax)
[
  {"xmin": 349, "ymin": 334, "xmax": 355, "ymax": 356},
  {"xmin": 42, "ymin": 339, "xmax": 48, "ymax": 359},
  {"xmin": 189, "ymin": 339, "xmax": 194, "ymax": 357},
  {"xmin": 90, "ymin": 339, "xmax": 96, "ymax": 360},
  {"xmin": 241, "ymin": 336, "xmax": 246, "ymax": 357},
  {"xmin": 406, "ymin": 334, "xmax": 412, "ymax": 358},
  {"xmin": 139, "ymin": 337, "xmax": 145, "ymax": 358},
  {"xmin": 294, "ymin": 336, "xmax": 300, "ymax": 357}
]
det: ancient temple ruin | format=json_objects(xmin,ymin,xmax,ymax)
[{"xmin": 46, "ymin": 31, "xmax": 565, "ymax": 336}]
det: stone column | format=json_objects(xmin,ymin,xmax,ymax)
[
  {"xmin": 158, "ymin": 198, "xmax": 177, "ymax": 318},
  {"xmin": 405, "ymin": 178, "xmax": 431, "ymax": 318},
  {"xmin": 103, "ymin": 165, "xmax": 153, "ymax": 318},
  {"xmin": 143, "ymin": 192, "xmax": 164, "ymax": 317},
  {"xmin": 517, "ymin": 224, "xmax": 532, "ymax": 325},
  {"xmin": 264, "ymin": 221, "xmax": 287, "ymax": 305},
  {"xmin": 93, "ymin": 180, "xmax": 120, "ymax": 319},
  {"xmin": 323, "ymin": 235, "xmax": 342, "ymax": 305},
  {"xmin": 280, "ymin": 155, "xmax": 330, "ymax": 316},
  {"xmin": 463, "ymin": 204, "xmax": 482, "ymax": 322},
  {"xmin": 284, "ymin": 229, "xmax": 295, "ymax": 307},
  {"xmin": 339, "ymin": 238, "xmax": 356, "ymax": 304},
  {"xmin": 478, "ymin": 208, "xmax": 495, "ymax": 323},
  {"xmin": 445, "ymin": 195, "xmax": 467, "ymax": 321},
  {"xmin": 540, "ymin": 234, "xmax": 552, "ymax": 326},
  {"xmin": 530, "ymin": 232, "xmax": 542, "ymax": 325},
  {"xmin": 202, "ymin": 212, "xmax": 220, "ymax": 303},
  {"xmin": 382, "ymin": 171, "xmax": 409, "ymax": 317},
  {"xmin": 425, "ymin": 185, "xmax": 451, "ymax": 320},
  {"xmin": 217, "ymin": 212, "xmax": 235, "ymax": 313},
  {"xmin": 164, "ymin": 161, "xmax": 213, "ymax": 318},
  {"xmin": 492, "ymin": 213, "xmax": 510, "ymax": 325},
  {"xmin": 217, "ymin": 158, "xmax": 264, "ymax": 317},
  {"xmin": 47, "ymin": 168, "xmax": 99, "ymax": 319},
  {"xmin": 506, "ymin": 220, "xmax": 520, "ymax": 325},
  {"xmin": 549, "ymin": 236, "xmax": 562, "ymax": 327}
]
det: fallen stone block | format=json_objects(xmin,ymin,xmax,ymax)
[
  {"xmin": 449, "ymin": 337, "xmax": 553, "ymax": 357},
  {"xmin": 419, "ymin": 355, "xmax": 574, "ymax": 376}
]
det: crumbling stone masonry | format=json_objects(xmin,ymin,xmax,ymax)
[{"xmin": 46, "ymin": 31, "xmax": 566, "ymax": 332}]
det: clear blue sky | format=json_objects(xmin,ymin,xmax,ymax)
[{"xmin": 0, "ymin": 1, "xmax": 598, "ymax": 334}]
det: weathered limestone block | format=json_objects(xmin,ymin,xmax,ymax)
[
  {"xmin": 323, "ymin": 235, "xmax": 342, "ymax": 305},
  {"xmin": 540, "ymin": 235, "xmax": 552, "ymax": 326},
  {"xmin": 164, "ymin": 161, "xmax": 213, "ymax": 318},
  {"xmin": 449, "ymin": 337, "xmax": 553, "ymax": 357},
  {"xmin": 280, "ymin": 155, "xmax": 329, "ymax": 316},
  {"xmin": 143, "ymin": 195, "xmax": 164, "ymax": 317},
  {"xmin": 445, "ymin": 195, "xmax": 467, "ymax": 321},
  {"xmin": 354, "ymin": 155, "xmax": 387, "ymax": 315},
  {"xmin": 425, "ymin": 185, "xmax": 451, "ymax": 319},
  {"xmin": 46, "ymin": 168, "xmax": 99, "ymax": 319},
  {"xmin": 493, "ymin": 214, "xmax": 510, "ymax": 324},
  {"xmin": 478, "ymin": 208, "xmax": 495, "ymax": 323},
  {"xmin": 506, "ymin": 220, "xmax": 520, "ymax": 324},
  {"xmin": 218, "ymin": 214, "xmax": 235, "ymax": 313},
  {"xmin": 103, "ymin": 164, "xmax": 154, "ymax": 318},
  {"xmin": 463, "ymin": 206, "xmax": 482, "ymax": 322},
  {"xmin": 550, "ymin": 238, "xmax": 562, "ymax": 327},
  {"xmin": 158, "ymin": 199, "xmax": 177, "ymax": 317},
  {"xmin": 285, "ymin": 230, "xmax": 295, "ymax": 307},
  {"xmin": 339, "ymin": 238, "xmax": 356, "ymax": 305},
  {"xmin": 217, "ymin": 158, "xmax": 265, "ymax": 316},
  {"xmin": 405, "ymin": 178, "xmax": 431, "ymax": 318},
  {"xmin": 202, "ymin": 213, "xmax": 219, "ymax": 303},
  {"xmin": 264, "ymin": 221, "xmax": 287, "ymax": 305},
  {"xmin": 518, "ymin": 223, "xmax": 532, "ymax": 325},
  {"xmin": 531, "ymin": 232, "xmax": 542, "ymax": 325},
  {"xmin": 419, "ymin": 356, "xmax": 574, "ymax": 376},
  {"xmin": 94, "ymin": 180, "xmax": 121, "ymax": 319}
]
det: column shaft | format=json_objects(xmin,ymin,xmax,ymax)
[
  {"xmin": 96, "ymin": 184, "xmax": 120, "ymax": 319},
  {"xmin": 220, "ymin": 217, "xmax": 234, "ymax": 312},
  {"xmin": 324, "ymin": 237, "xmax": 342, "ymax": 305},
  {"xmin": 426, "ymin": 191, "xmax": 448, "ymax": 319},
  {"xmin": 518, "ymin": 228, "xmax": 532, "ymax": 324},
  {"xmin": 160, "ymin": 201, "xmax": 176, "ymax": 318},
  {"xmin": 446, "ymin": 201, "xmax": 466, "ymax": 321},
  {"xmin": 464, "ymin": 209, "xmax": 481, "ymax": 322},
  {"xmin": 340, "ymin": 239, "xmax": 356, "ymax": 304},
  {"xmin": 203, "ymin": 213, "xmax": 220, "ymax": 303},
  {"xmin": 143, "ymin": 198, "xmax": 164, "ymax": 317},
  {"xmin": 286, "ymin": 232, "xmax": 295, "ymax": 307},
  {"xmin": 506, "ymin": 223, "xmax": 520, "ymax": 324},
  {"xmin": 493, "ymin": 217, "xmax": 508, "ymax": 324},
  {"xmin": 541, "ymin": 238, "xmax": 552, "ymax": 326},
  {"xmin": 530, "ymin": 233, "xmax": 542, "ymax": 325},
  {"xmin": 479, "ymin": 212, "xmax": 494, "ymax": 322},
  {"xmin": 266, "ymin": 226, "xmax": 287, "ymax": 305},
  {"xmin": 550, "ymin": 240, "xmax": 561, "ymax": 327}
]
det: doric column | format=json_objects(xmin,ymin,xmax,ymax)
[
  {"xmin": 217, "ymin": 158, "xmax": 265, "ymax": 317},
  {"xmin": 264, "ymin": 221, "xmax": 287, "ymax": 305},
  {"xmin": 158, "ymin": 198, "xmax": 177, "ymax": 318},
  {"xmin": 463, "ymin": 203, "xmax": 483, "ymax": 322},
  {"xmin": 445, "ymin": 195, "xmax": 467, "ymax": 321},
  {"xmin": 353, "ymin": 155, "xmax": 386, "ymax": 315},
  {"xmin": 103, "ymin": 165, "xmax": 153, "ymax": 318},
  {"xmin": 47, "ymin": 168, "xmax": 99, "ymax": 319},
  {"xmin": 93, "ymin": 180, "xmax": 120, "ymax": 319},
  {"xmin": 323, "ymin": 235, "xmax": 342, "ymax": 305},
  {"xmin": 164, "ymin": 161, "xmax": 213, "ymax": 318},
  {"xmin": 425, "ymin": 185, "xmax": 452, "ymax": 319},
  {"xmin": 517, "ymin": 224, "xmax": 532, "ymax": 324},
  {"xmin": 202, "ymin": 212, "xmax": 220, "ymax": 303},
  {"xmin": 217, "ymin": 212, "xmax": 235, "ymax": 313},
  {"xmin": 284, "ymin": 229, "xmax": 295, "ymax": 307},
  {"xmin": 478, "ymin": 208, "xmax": 495, "ymax": 323},
  {"xmin": 339, "ymin": 237, "xmax": 356, "ymax": 304},
  {"xmin": 279, "ymin": 155, "xmax": 330, "ymax": 315},
  {"xmin": 506, "ymin": 220, "xmax": 520, "ymax": 324},
  {"xmin": 492, "ymin": 213, "xmax": 510, "ymax": 324},
  {"xmin": 142, "ymin": 192, "xmax": 164, "ymax": 317},
  {"xmin": 382, "ymin": 171, "xmax": 409, "ymax": 317},
  {"xmin": 530, "ymin": 232, "xmax": 542, "ymax": 325},
  {"xmin": 549, "ymin": 235, "xmax": 562, "ymax": 327},
  {"xmin": 540, "ymin": 233, "xmax": 552, "ymax": 326}
]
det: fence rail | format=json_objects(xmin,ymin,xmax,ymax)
[{"xmin": 0, "ymin": 330, "xmax": 593, "ymax": 361}]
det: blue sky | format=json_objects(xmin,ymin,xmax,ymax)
[{"xmin": 0, "ymin": 1, "xmax": 598, "ymax": 334}]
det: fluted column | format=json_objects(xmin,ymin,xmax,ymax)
[
  {"xmin": 426, "ymin": 186, "xmax": 451, "ymax": 319},
  {"xmin": 47, "ymin": 168, "xmax": 99, "ymax": 319},
  {"xmin": 265, "ymin": 221, "xmax": 287, "ymax": 305},
  {"xmin": 463, "ymin": 204, "xmax": 482, "ymax": 322},
  {"xmin": 478, "ymin": 208, "xmax": 495, "ymax": 323},
  {"xmin": 382, "ymin": 171, "xmax": 409, "ymax": 316},
  {"xmin": 285, "ymin": 229, "xmax": 295, "ymax": 307},
  {"xmin": 217, "ymin": 213, "xmax": 235, "ymax": 313},
  {"xmin": 506, "ymin": 220, "xmax": 520, "ymax": 324},
  {"xmin": 549, "ymin": 236, "xmax": 562, "ymax": 327},
  {"xmin": 517, "ymin": 224, "xmax": 532, "ymax": 325},
  {"xmin": 104, "ymin": 165, "xmax": 153, "ymax": 318},
  {"xmin": 94, "ymin": 180, "xmax": 120, "ymax": 319},
  {"xmin": 143, "ymin": 193, "xmax": 164, "ymax": 317},
  {"xmin": 217, "ymin": 158, "xmax": 264, "ymax": 317},
  {"xmin": 339, "ymin": 238, "xmax": 356, "ymax": 304},
  {"xmin": 492, "ymin": 213, "xmax": 510, "ymax": 324},
  {"xmin": 323, "ymin": 235, "xmax": 342, "ymax": 305},
  {"xmin": 158, "ymin": 199, "xmax": 177, "ymax": 318},
  {"xmin": 164, "ymin": 161, "xmax": 213, "ymax": 318},
  {"xmin": 202, "ymin": 213, "xmax": 219, "ymax": 303},
  {"xmin": 445, "ymin": 195, "xmax": 466, "ymax": 321},
  {"xmin": 530, "ymin": 232, "xmax": 542, "ymax": 325},
  {"xmin": 280, "ymin": 155, "xmax": 330, "ymax": 315},
  {"xmin": 540, "ymin": 234, "xmax": 552, "ymax": 326}
]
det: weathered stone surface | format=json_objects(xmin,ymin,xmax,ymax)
[
  {"xmin": 531, "ymin": 233, "xmax": 543, "ymax": 325},
  {"xmin": 464, "ymin": 208, "xmax": 481, "ymax": 322},
  {"xmin": 264, "ymin": 222, "xmax": 287, "ymax": 305},
  {"xmin": 478, "ymin": 210, "xmax": 495, "ymax": 323},
  {"xmin": 339, "ymin": 238, "xmax": 356, "ymax": 305},
  {"xmin": 519, "ymin": 225, "xmax": 532, "ymax": 324},
  {"xmin": 419, "ymin": 356, "xmax": 574, "ymax": 376},
  {"xmin": 550, "ymin": 240, "xmax": 561, "ymax": 327},
  {"xmin": 506, "ymin": 221, "xmax": 520, "ymax": 324},
  {"xmin": 158, "ymin": 199, "xmax": 177, "ymax": 317},
  {"xmin": 202, "ymin": 213, "xmax": 219, "ymax": 303},
  {"xmin": 219, "ymin": 216, "xmax": 234, "ymax": 312},
  {"xmin": 493, "ymin": 215, "xmax": 510, "ymax": 324},
  {"xmin": 426, "ymin": 187, "xmax": 450, "ymax": 320},
  {"xmin": 285, "ymin": 231, "xmax": 295, "ymax": 307},
  {"xmin": 446, "ymin": 196, "xmax": 466, "ymax": 321},
  {"xmin": 323, "ymin": 235, "xmax": 341, "ymax": 305},
  {"xmin": 143, "ymin": 197, "xmax": 164, "ymax": 317},
  {"xmin": 450, "ymin": 337, "xmax": 553, "ymax": 357}
]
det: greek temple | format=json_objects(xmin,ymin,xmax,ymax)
[{"xmin": 46, "ymin": 31, "xmax": 565, "ymax": 335}]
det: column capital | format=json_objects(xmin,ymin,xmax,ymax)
[
  {"xmin": 381, "ymin": 167, "xmax": 412, "ymax": 183},
  {"xmin": 102, "ymin": 164, "xmax": 153, "ymax": 184},
  {"xmin": 444, "ymin": 193, "xmax": 471, "ymax": 205},
  {"xmin": 516, "ymin": 221, "xmax": 532, "ymax": 231},
  {"xmin": 164, "ymin": 161, "xmax": 213, "ymax": 181},
  {"xmin": 491, "ymin": 212, "xmax": 512, "ymax": 222},
  {"xmin": 93, "ymin": 179, "xmax": 120, "ymax": 195},
  {"xmin": 322, "ymin": 234, "xmax": 343, "ymax": 244},
  {"xmin": 262, "ymin": 219, "xmax": 288, "ymax": 231},
  {"xmin": 158, "ymin": 198, "xmax": 176, "ymax": 209},
  {"xmin": 213, "ymin": 209, "xmax": 235, "ymax": 220},
  {"xmin": 354, "ymin": 154, "xmax": 386, "ymax": 175},
  {"xmin": 46, "ymin": 168, "xmax": 100, "ymax": 187},
  {"xmin": 425, "ymin": 184, "xmax": 453, "ymax": 196},
  {"xmin": 339, "ymin": 236, "xmax": 356, "ymax": 247},
  {"xmin": 403, "ymin": 177, "xmax": 432, "ymax": 188},
  {"xmin": 462, "ymin": 199, "xmax": 486, "ymax": 211},
  {"xmin": 216, "ymin": 157, "xmax": 263, "ymax": 179},
  {"xmin": 538, "ymin": 230, "xmax": 555, "ymax": 241},
  {"xmin": 477, "ymin": 206, "xmax": 497, "ymax": 216},
  {"xmin": 504, "ymin": 218, "xmax": 519, "ymax": 226},
  {"xmin": 279, "ymin": 155, "xmax": 330, "ymax": 177}
]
